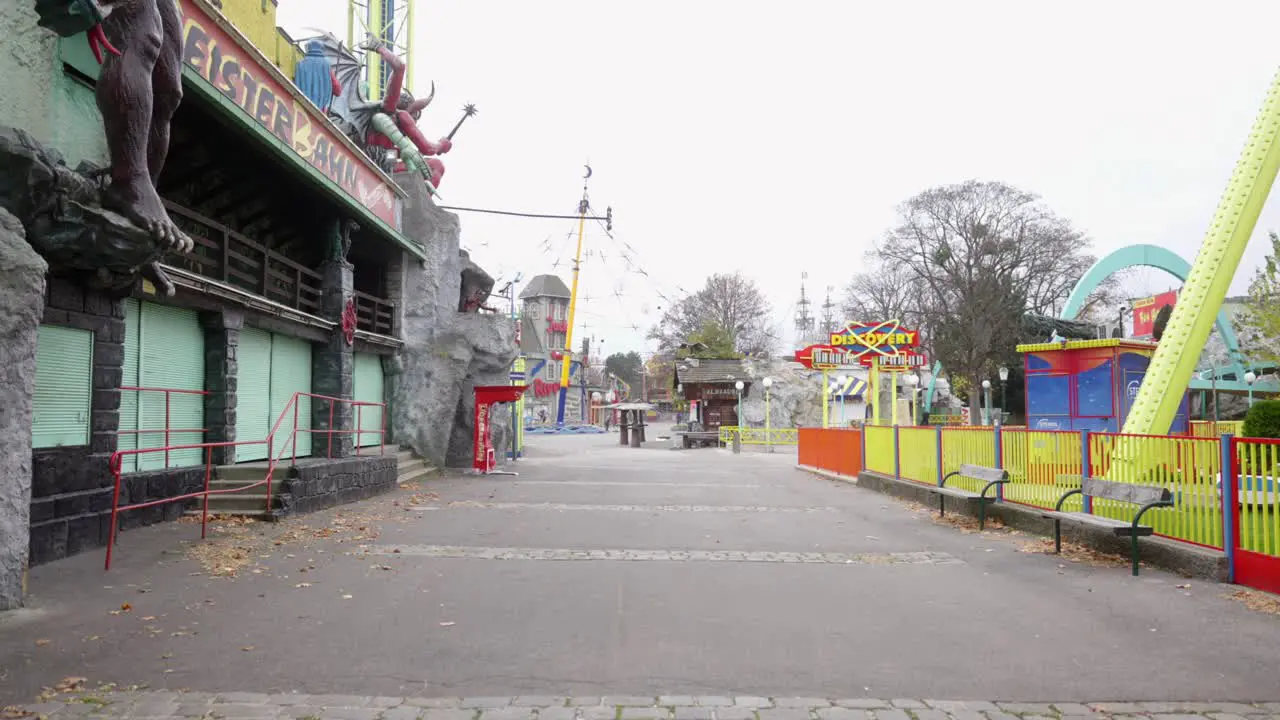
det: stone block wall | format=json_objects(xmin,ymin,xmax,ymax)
[
  {"xmin": 28, "ymin": 277, "xmax": 124, "ymax": 566},
  {"xmin": 282, "ymin": 457, "xmax": 397, "ymax": 515}
]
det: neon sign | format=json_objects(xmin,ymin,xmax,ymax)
[{"xmin": 795, "ymin": 321, "xmax": 924, "ymax": 371}]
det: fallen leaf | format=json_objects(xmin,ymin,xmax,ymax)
[
  {"xmin": 341, "ymin": 594, "xmax": 353, "ymax": 600},
  {"xmin": 439, "ymin": 621, "xmax": 455, "ymax": 627},
  {"xmin": 120, "ymin": 603, "xmax": 132, "ymax": 612},
  {"xmin": 141, "ymin": 616, "xmax": 157, "ymax": 621},
  {"xmin": 1225, "ymin": 588, "xmax": 1280, "ymax": 615},
  {"xmin": 295, "ymin": 583, "xmax": 311, "ymax": 589},
  {"xmin": 0, "ymin": 706, "xmax": 36, "ymax": 718},
  {"xmin": 241, "ymin": 645, "xmax": 255, "ymax": 652},
  {"xmin": 109, "ymin": 610, "xmax": 121, "ymax": 616},
  {"xmin": 393, "ymin": 548, "xmax": 401, "ymax": 554},
  {"xmin": 54, "ymin": 677, "xmax": 86, "ymax": 693},
  {"xmin": 160, "ymin": 653, "xmax": 173, "ymax": 659},
  {"xmin": 84, "ymin": 635, "xmax": 100, "ymax": 642},
  {"xmin": 1176, "ymin": 583, "xmax": 1191, "ymax": 589},
  {"xmin": 34, "ymin": 639, "xmax": 51, "ymax": 647}
]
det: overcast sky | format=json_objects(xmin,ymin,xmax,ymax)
[{"xmin": 276, "ymin": 0, "xmax": 1280, "ymax": 358}]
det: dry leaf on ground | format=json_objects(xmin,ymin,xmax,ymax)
[
  {"xmin": 53, "ymin": 677, "xmax": 86, "ymax": 693},
  {"xmin": 0, "ymin": 706, "xmax": 36, "ymax": 718},
  {"xmin": 34, "ymin": 639, "xmax": 50, "ymax": 647},
  {"xmin": 1018, "ymin": 538, "xmax": 1127, "ymax": 568},
  {"xmin": 1226, "ymin": 588, "xmax": 1280, "ymax": 615}
]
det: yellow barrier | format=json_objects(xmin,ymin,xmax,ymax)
[
  {"xmin": 865, "ymin": 425, "xmax": 896, "ymax": 475},
  {"xmin": 1190, "ymin": 420, "xmax": 1244, "ymax": 438},
  {"xmin": 1001, "ymin": 429, "xmax": 1084, "ymax": 511},
  {"xmin": 1089, "ymin": 433, "xmax": 1222, "ymax": 549},
  {"xmin": 897, "ymin": 427, "xmax": 939, "ymax": 485},
  {"xmin": 940, "ymin": 428, "xmax": 996, "ymax": 493},
  {"xmin": 1235, "ymin": 438, "xmax": 1280, "ymax": 558},
  {"xmin": 718, "ymin": 427, "xmax": 799, "ymax": 445}
]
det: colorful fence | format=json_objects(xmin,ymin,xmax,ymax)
[
  {"xmin": 1232, "ymin": 437, "xmax": 1280, "ymax": 593},
  {"xmin": 719, "ymin": 426, "xmax": 799, "ymax": 446},
  {"xmin": 1002, "ymin": 429, "xmax": 1084, "ymax": 511},
  {"xmin": 797, "ymin": 428, "xmax": 863, "ymax": 478},
  {"xmin": 897, "ymin": 427, "xmax": 938, "ymax": 485},
  {"xmin": 864, "ymin": 425, "xmax": 896, "ymax": 475},
  {"xmin": 1190, "ymin": 420, "xmax": 1244, "ymax": 438}
]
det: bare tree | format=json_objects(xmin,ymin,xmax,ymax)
[
  {"xmin": 842, "ymin": 263, "xmax": 922, "ymax": 328},
  {"xmin": 870, "ymin": 180, "xmax": 1098, "ymax": 421},
  {"xmin": 649, "ymin": 273, "xmax": 777, "ymax": 357}
]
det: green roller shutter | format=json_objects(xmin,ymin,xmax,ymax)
[
  {"xmin": 236, "ymin": 327, "xmax": 272, "ymax": 462},
  {"xmin": 117, "ymin": 299, "xmax": 141, "ymax": 472},
  {"xmin": 32, "ymin": 325, "xmax": 94, "ymax": 448},
  {"xmin": 353, "ymin": 353, "xmax": 384, "ymax": 447},
  {"xmin": 137, "ymin": 303, "xmax": 204, "ymax": 470},
  {"xmin": 269, "ymin": 335, "xmax": 312, "ymax": 459}
]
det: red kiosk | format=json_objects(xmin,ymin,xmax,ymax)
[{"xmin": 473, "ymin": 385, "xmax": 527, "ymax": 475}]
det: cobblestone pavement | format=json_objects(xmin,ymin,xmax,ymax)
[
  {"xmin": 6, "ymin": 693, "xmax": 1280, "ymax": 720},
  {"xmin": 362, "ymin": 545, "xmax": 964, "ymax": 565}
]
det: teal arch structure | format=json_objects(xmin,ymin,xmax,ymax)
[{"xmin": 923, "ymin": 243, "xmax": 1249, "ymax": 411}]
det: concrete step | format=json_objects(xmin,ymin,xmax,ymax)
[
  {"xmin": 397, "ymin": 457, "xmax": 428, "ymax": 472},
  {"xmin": 398, "ymin": 465, "xmax": 437, "ymax": 485},
  {"xmin": 201, "ymin": 493, "xmax": 277, "ymax": 515},
  {"xmin": 208, "ymin": 478, "xmax": 286, "ymax": 493}
]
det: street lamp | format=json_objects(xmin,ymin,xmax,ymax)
[
  {"xmin": 837, "ymin": 375, "xmax": 848, "ymax": 426},
  {"xmin": 981, "ymin": 379, "xmax": 993, "ymax": 426},
  {"xmin": 1246, "ymin": 371, "xmax": 1257, "ymax": 408},
  {"xmin": 904, "ymin": 373, "xmax": 919, "ymax": 425},
  {"xmin": 998, "ymin": 365, "xmax": 1009, "ymax": 425},
  {"xmin": 763, "ymin": 377, "xmax": 774, "ymax": 453},
  {"xmin": 735, "ymin": 380, "xmax": 745, "ymax": 430},
  {"xmin": 829, "ymin": 379, "xmax": 840, "ymax": 428}
]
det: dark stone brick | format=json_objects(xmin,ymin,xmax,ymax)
[
  {"xmin": 83, "ymin": 291, "xmax": 115, "ymax": 317},
  {"xmin": 29, "ymin": 520, "xmax": 68, "ymax": 565},
  {"xmin": 94, "ymin": 340, "xmax": 124, "ymax": 367},
  {"xmin": 91, "ymin": 430, "xmax": 117, "ymax": 454},
  {"xmin": 94, "ymin": 388, "xmax": 121, "ymax": 411},
  {"xmin": 89, "ymin": 488, "xmax": 115, "ymax": 513},
  {"xmin": 54, "ymin": 492, "xmax": 93, "ymax": 518},
  {"xmin": 48, "ymin": 278, "xmax": 84, "ymax": 312},
  {"xmin": 91, "ymin": 410, "xmax": 119, "ymax": 432},
  {"xmin": 66, "ymin": 514, "xmax": 104, "ymax": 555},
  {"xmin": 30, "ymin": 498, "xmax": 56, "ymax": 524},
  {"xmin": 68, "ymin": 312, "xmax": 108, "ymax": 335},
  {"xmin": 102, "ymin": 319, "xmax": 125, "ymax": 344},
  {"xmin": 109, "ymin": 298, "xmax": 126, "ymax": 318},
  {"xmin": 93, "ymin": 365, "xmax": 122, "ymax": 388},
  {"xmin": 42, "ymin": 308, "xmax": 69, "ymax": 325}
]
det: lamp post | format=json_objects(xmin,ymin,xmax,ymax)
[
  {"xmin": 829, "ymin": 379, "xmax": 840, "ymax": 427},
  {"xmin": 763, "ymin": 377, "xmax": 774, "ymax": 453},
  {"xmin": 982, "ymin": 379, "xmax": 993, "ymax": 426},
  {"xmin": 735, "ymin": 380, "xmax": 745, "ymax": 431},
  {"xmin": 904, "ymin": 373, "xmax": 919, "ymax": 425},
  {"xmin": 837, "ymin": 375, "xmax": 848, "ymax": 426},
  {"xmin": 677, "ymin": 383, "xmax": 684, "ymax": 424},
  {"xmin": 1246, "ymin": 371, "xmax": 1257, "ymax": 408},
  {"xmin": 998, "ymin": 365, "xmax": 1009, "ymax": 425}
]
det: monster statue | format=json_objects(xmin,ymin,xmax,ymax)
[
  {"xmin": 306, "ymin": 33, "xmax": 476, "ymax": 194},
  {"xmin": 329, "ymin": 216, "xmax": 360, "ymax": 266},
  {"xmin": 294, "ymin": 40, "xmax": 342, "ymax": 113},
  {"xmin": 22, "ymin": 0, "xmax": 193, "ymax": 295}
]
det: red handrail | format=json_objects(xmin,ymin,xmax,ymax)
[
  {"xmin": 105, "ymin": 390, "xmax": 387, "ymax": 570},
  {"xmin": 119, "ymin": 386, "xmax": 210, "ymax": 468}
]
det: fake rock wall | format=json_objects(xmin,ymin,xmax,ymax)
[{"xmin": 389, "ymin": 174, "xmax": 517, "ymax": 469}]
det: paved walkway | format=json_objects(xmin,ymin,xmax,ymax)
[
  {"xmin": 2, "ymin": 434, "xmax": 1279, "ymax": 710},
  {"xmin": 7, "ymin": 693, "xmax": 1280, "ymax": 720}
]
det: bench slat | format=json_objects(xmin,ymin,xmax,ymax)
[
  {"xmin": 935, "ymin": 486, "xmax": 983, "ymax": 499},
  {"xmin": 956, "ymin": 464, "xmax": 1008, "ymax": 484},
  {"xmin": 1081, "ymin": 478, "xmax": 1172, "ymax": 506},
  {"xmin": 1046, "ymin": 511, "xmax": 1157, "ymax": 536}
]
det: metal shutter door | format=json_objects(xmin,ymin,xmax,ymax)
[
  {"xmin": 268, "ymin": 334, "xmax": 313, "ymax": 459},
  {"xmin": 138, "ymin": 303, "xmax": 205, "ymax": 470},
  {"xmin": 117, "ymin": 299, "xmax": 141, "ymax": 472},
  {"xmin": 32, "ymin": 325, "xmax": 94, "ymax": 448},
  {"xmin": 235, "ymin": 327, "xmax": 272, "ymax": 462},
  {"xmin": 353, "ymin": 353, "xmax": 384, "ymax": 447}
]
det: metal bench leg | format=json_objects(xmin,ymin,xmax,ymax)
[
  {"xmin": 939, "ymin": 494, "xmax": 945, "ymax": 518},
  {"xmin": 979, "ymin": 500, "xmax": 987, "ymax": 531},
  {"xmin": 1054, "ymin": 518, "xmax": 1062, "ymax": 554}
]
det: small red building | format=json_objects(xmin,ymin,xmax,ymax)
[{"xmin": 673, "ymin": 359, "xmax": 751, "ymax": 429}]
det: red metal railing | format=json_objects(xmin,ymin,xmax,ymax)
[
  {"xmin": 105, "ymin": 391, "xmax": 386, "ymax": 570},
  {"xmin": 117, "ymin": 386, "xmax": 210, "ymax": 469}
]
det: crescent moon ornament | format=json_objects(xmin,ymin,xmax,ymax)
[{"xmin": 584, "ymin": 164, "xmax": 593, "ymax": 179}]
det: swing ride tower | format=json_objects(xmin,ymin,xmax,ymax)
[{"xmin": 348, "ymin": 0, "xmax": 416, "ymax": 101}]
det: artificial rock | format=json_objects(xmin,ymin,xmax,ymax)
[
  {"xmin": 389, "ymin": 173, "xmax": 518, "ymax": 468},
  {"xmin": 0, "ymin": 207, "xmax": 48, "ymax": 609}
]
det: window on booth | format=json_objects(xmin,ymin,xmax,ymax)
[
  {"xmin": 1026, "ymin": 373, "xmax": 1071, "ymax": 418},
  {"xmin": 1075, "ymin": 363, "xmax": 1114, "ymax": 418}
]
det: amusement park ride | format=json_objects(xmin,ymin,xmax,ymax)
[{"xmin": 923, "ymin": 71, "xmax": 1280, "ymax": 431}]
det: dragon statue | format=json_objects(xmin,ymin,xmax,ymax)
[
  {"xmin": 302, "ymin": 33, "xmax": 475, "ymax": 194},
  {"xmin": 25, "ymin": 0, "xmax": 193, "ymax": 295}
]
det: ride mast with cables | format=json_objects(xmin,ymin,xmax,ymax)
[{"xmin": 556, "ymin": 165, "xmax": 597, "ymax": 426}]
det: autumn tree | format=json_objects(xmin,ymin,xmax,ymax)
[
  {"xmin": 1239, "ymin": 230, "xmax": 1280, "ymax": 364},
  {"xmin": 648, "ymin": 272, "xmax": 777, "ymax": 357},
  {"xmin": 863, "ymin": 180, "xmax": 1101, "ymax": 421},
  {"xmin": 604, "ymin": 351, "xmax": 644, "ymax": 390}
]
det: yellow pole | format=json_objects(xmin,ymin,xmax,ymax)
[
  {"xmin": 368, "ymin": 0, "xmax": 383, "ymax": 100},
  {"xmin": 891, "ymin": 370, "xmax": 899, "ymax": 426},
  {"xmin": 556, "ymin": 201, "xmax": 588, "ymax": 425},
  {"xmin": 404, "ymin": 0, "xmax": 414, "ymax": 91},
  {"xmin": 870, "ymin": 359, "xmax": 880, "ymax": 426},
  {"xmin": 821, "ymin": 369, "xmax": 830, "ymax": 428}
]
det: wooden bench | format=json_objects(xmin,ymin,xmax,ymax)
[
  {"xmin": 934, "ymin": 464, "xmax": 1010, "ymax": 531},
  {"xmin": 1044, "ymin": 478, "xmax": 1174, "ymax": 577}
]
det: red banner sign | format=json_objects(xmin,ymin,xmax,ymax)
[
  {"xmin": 1132, "ymin": 290, "xmax": 1177, "ymax": 337},
  {"xmin": 180, "ymin": 1, "xmax": 400, "ymax": 229}
]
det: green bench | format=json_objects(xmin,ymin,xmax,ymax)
[
  {"xmin": 934, "ymin": 464, "xmax": 1010, "ymax": 531},
  {"xmin": 1045, "ymin": 477, "xmax": 1174, "ymax": 576}
]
